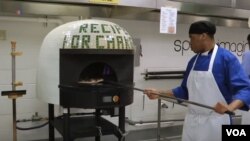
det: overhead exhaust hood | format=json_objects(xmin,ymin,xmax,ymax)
[
  {"xmin": 1, "ymin": 0, "xmax": 250, "ymax": 28},
  {"xmin": 167, "ymin": 0, "xmax": 250, "ymax": 10}
]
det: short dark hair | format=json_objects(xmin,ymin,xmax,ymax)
[
  {"xmin": 189, "ymin": 21, "xmax": 216, "ymax": 35},
  {"xmin": 247, "ymin": 34, "xmax": 250, "ymax": 41}
]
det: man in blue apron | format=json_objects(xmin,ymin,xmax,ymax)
[{"xmin": 145, "ymin": 21, "xmax": 250, "ymax": 141}]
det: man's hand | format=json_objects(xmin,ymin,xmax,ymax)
[
  {"xmin": 214, "ymin": 102, "xmax": 233, "ymax": 114},
  {"xmin": 214, "ymin": 100, "xmax": 244, "ymax": 114},
  {"xmin": 143, "ymin": 88, "xmax": 160, "ymax": 100}
]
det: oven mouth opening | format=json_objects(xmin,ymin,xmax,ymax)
[{"xmin": 78, "ymin": 62, "xmax": 117, "ymax": 86}]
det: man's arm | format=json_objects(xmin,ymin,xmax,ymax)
[{"xmin": 144, "ymin": 89, "xmax": 174, "ymax": 99}]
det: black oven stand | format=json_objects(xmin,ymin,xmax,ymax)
[{"xmin": 48, "ymin": 104, "xmax": 126, "ymax": 141}]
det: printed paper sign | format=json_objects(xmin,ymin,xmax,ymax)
[{"xmin": 160, "ymin": 7, "xmax": 177, "ymax": 34}]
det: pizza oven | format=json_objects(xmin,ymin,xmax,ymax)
[
  {"xmin": 37, "ymin": 19, "xmax": 135, "ymax": 141},
  {"xmin": 59, "ymin": 49, "xmax": 134, "ymax": 108}
]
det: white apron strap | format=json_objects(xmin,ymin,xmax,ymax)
[{"xmin": 208, "ymin": 44, "xmax": 218, "ymax": 72}]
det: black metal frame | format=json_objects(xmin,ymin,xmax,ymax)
[{"xmin": 48, "ymin": 104, "xmax": 126, "ymax": 141}]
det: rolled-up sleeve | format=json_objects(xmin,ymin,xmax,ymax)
[{"xmin": 172, "ymin": 85, "xmax": 188, "ymax": 100}]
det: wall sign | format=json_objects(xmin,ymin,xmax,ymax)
[{"xmin": 160, "ymin": 7, "xmax": 177, "ymax": 34}]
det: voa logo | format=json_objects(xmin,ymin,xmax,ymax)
[{"xmin": 226, "ymin": 129, "xmax": 246, "ymax": 136}]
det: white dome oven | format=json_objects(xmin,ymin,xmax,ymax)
[{"xmin": 37, "ymin": 19, "xmax": 134, "ymax": 141}]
